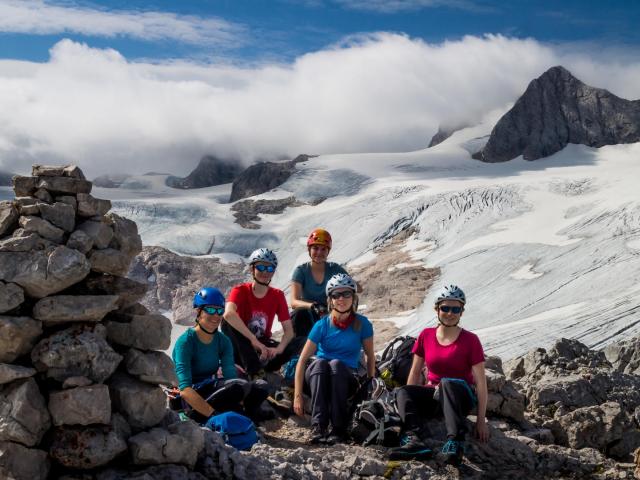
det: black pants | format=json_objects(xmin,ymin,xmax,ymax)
[
  {"xmin": 396, "ymin": 379, "xmax": 476, "ymax": 440},
  {"xmin": 290, "ymin": 307, "xmax": 322, "ymax": 337},
  {"xmin": 188, "ymin": 378, "xmax": 269, "ymax": 424},
  {"xmin": 304, "ymin": 358, "xmax": 359, "ymax": 431},
  {"xmin": 222, "ymin": 321, "xmax": 306, "ymax": 376}
]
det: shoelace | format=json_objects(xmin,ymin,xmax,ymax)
[{"xmin": 441, "ymin": 439, "xmax": 461, "ymax": 454}]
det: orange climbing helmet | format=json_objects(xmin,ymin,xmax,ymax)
[{"xmin": 307, "ymin": 228, "xmax": 332, "ymax": 249}]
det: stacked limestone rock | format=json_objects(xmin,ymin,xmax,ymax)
[{"xmin": 0, "ymin": 165, "xmax": 198, "ymax": 479}]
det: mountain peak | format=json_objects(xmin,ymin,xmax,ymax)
[
  {"xmin": 166, "ymin": 155, "xmax": 243, "ymax": 189},
  {"xmin": 473, "ymin": 66, "xmax": 640, "ymax": 162}
]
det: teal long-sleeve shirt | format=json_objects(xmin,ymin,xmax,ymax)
[{"xmin": 172, "ymin": 328, "xmax": 237, "ymax": 390}]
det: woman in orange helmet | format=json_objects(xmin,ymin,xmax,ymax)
[{"xmin": 289, "ymin": 228, "xmax": 349, "ymax": 337}]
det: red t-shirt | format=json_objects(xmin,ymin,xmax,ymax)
[
  {"xmin": 412, "ymin": 327, "xmax": 485, "ymax": 385},
  {"xmin": 227, "ymin": 283, "xmax": 290, "ymax": 339}
]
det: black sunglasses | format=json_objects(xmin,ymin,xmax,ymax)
[
  {"xmin": 438, "ymin": 305, "xmax": 463, "ymax": 314},
  {"xmin": 330, "ymin": 290, "xmax": 353, "ymax": 299},
  {"xmin": 254, "ymin": 264, "xmax": 276, "ymax": 273},
  {"xmin": 202, "ymin": 306, "xmax": 225, "ymax": 315}
]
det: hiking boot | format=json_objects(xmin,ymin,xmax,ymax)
[
  {"xmin": 388, "ymin": 431, "xmax": 433, "ymax": 460},
  {"xmin": 441, "ymin": 438, "xmax": 464, "ymax": 466},
  {"xmin": 325, "ymin": 427, "xmax": 348, "ymax": 445},
  {"xmin": 309, "ymin": 425, "xmax": 328, "ymax": 445}
]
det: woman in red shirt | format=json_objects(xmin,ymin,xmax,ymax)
[{"xmin": 389, "ymin": 284, "xmax": 489, "ymax": 465}]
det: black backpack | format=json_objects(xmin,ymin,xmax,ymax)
[
  {"xmin": 377, "ymin": 336, "xmax": 416, "ymax": 388},
  {"xmin": 349, "ymin": 378, "xmax": 402, "ymax": 447}
]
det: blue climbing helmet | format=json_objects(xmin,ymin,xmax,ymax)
[{"xmin": 193, "ymin": 287, "xmax": 225, "ymax": 308}]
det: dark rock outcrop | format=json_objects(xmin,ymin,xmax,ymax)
[
  {"xmin": 166, "ymin": 155, "xmax": 243, "ymax": 189},
  {"xmin": 229, "ymin": 154, "xmax": 314, "ymax": 202},
  {"xmin": 128, "ymin": 246, "xmax": 245, "ymax": 326},
  {"xmin": 428, "ymin": 124, "xmax": 467, "ymax": 147},
  {"xmin": 474, "ymin": 66, "xmax": 640, "ymax": 162},
  {"xmin": 231, "ymin": 196, "xmax": 303, "ymax": 229}
]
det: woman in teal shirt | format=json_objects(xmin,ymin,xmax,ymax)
[{"xmin": 172, "ymin": 286, "xmax": 267, "ymax": 423}]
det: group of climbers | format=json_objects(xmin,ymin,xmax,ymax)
[{"xmin": 171, "ymin": 227, "xmax": 489, "ymax": 465}]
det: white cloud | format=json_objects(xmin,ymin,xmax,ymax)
[
  {"xmin": 1, "ymin": 34, "xmax": 640, "ymax": 177},
  {"xmin": 0, "ymin": 0, "xmax": 244, "ymax": 46},
  {"xmin": 335, "ymin": 0, "xmax": 478, "ymax": 13}
]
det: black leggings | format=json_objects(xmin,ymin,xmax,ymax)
[
  {"xmin": 304, "ymin": 358, "xmax": 359, "ymax": 431},
  {"xmin": 188, "ymin": 378, "xmax": 268, "ymax": 424},
  {"xmin": 222, "ymin": 321, "xmax": 306, "ymax": 376},
  {"xmin": 396, "ymin": 379, "xmax": 476, "ymax": 440}
]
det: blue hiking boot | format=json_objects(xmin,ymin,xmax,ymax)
[
  {"xmin": 388, "ymin": 431, "xmax": 433, "ymax": 460},
  {"xmin": 441, "ymin": 438, "xmax": 464, "ymax": 466}
]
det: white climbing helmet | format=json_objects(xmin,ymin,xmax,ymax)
[
  {"xmin": 434, "ymin": 284, "xmax": 466, "ymax": 305},
  {"xmin": 326, "ymin": 273, "xmax": 357, "ymax": 296},
  {"xmin": 248, "ymin": 248, "xmax": 278, "ymax": 268}
]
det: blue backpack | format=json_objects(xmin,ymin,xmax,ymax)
[{"xmin": 206, "ymin": 411, "xmax": 258, "ymax": 451}]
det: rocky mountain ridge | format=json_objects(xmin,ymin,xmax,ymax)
[
  {"xmin": 165, "ymin": 155, "xmax": 243, "ymax": 189},
  {"xmin": 473, "ymin": 65, "xmax": 640, "ymax": 162}
]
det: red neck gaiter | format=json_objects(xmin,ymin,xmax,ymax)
[{"xmin": 332, "ymin": 313, "xmax": 355, "ymax": 330}]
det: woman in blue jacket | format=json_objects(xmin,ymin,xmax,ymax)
[{"xmin": 293, "ymin": 274, "xmax": 375, "ymax": 444}]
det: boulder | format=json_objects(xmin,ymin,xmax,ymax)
[
  {"xmin": 77, "ymin": 193, "xmax": 112, "ymax": 217},
  {"xmin": 80, "ymin": 274, "xmax": 147, "ymax": 308},
  {"xmin": 55, "ymin": 195, "xmax": 78, "ymax": 210},
  {"xmin": 77, "ymin": 220, "xmax": 114, "ymax": 249},
  {"xmin": 66, "ymin": 229, "xmax": 94, "ymax": 254},
  {"xmin": 31, "ymin": 324, "xmax": 122, "ymax": 383},
  {"xmin": 0, "ymin": 441, "xmax": 49, "ymax": 480},
  {"xmin": 39, "ymin": 202, "xmax": 76, "ymax": 232},
  {"xmin": 18, "ymin": 215, "xmax": 64, "ymax": 243},
  {"xmin": 12, "ymin": 176, "xmax": 36, "ymax": 197},
  {"xmin": 49, "ymin": 425, "xmax": 128, "ymax": 469},
  {"xmin": 604, "ymin": 335, "xmax": 640, "ymax": 375},
  {"xmin": 0, "ymin": 245, "xmax": 91, "ymax": 297},
  {"xmin": 0, "ymin": 316, "xmax": 42, "ymax": 363},
  {"xmin": 96, "ymin": 465, "xmax": 207, "ymax": 480},
  {"xmin": 14, "ymin": 197, "xmax": 39, "ymax": 216},
  {"xmin": 108, "ymin": 373, "xmax": 167, "ymax": 429},
  {"xmin": 0, "ymin": 378, "xmax": 51, "ymax": 447},
  {"xmin": 124, "ymin": 349, "xmax": 177, "ymax": 386},
  {"xmin": 32, "ymin": 164, "xmax": 86, "ymax": 179},
  {"xmin": 35, "ymin": 176, "xmax": 92, "ymax": 195},
  {"xmin": 128, "ymin": 421, "xmax": 204, "ymax": 468},
  {"xmin": 106, "ymin": 314, "xmax": 171, "ymax": 351},
  {"xmin": 0, "ymin": 201, "xmax": 18, "ymax": 238},
  {"xmin": 33, "ymin": 188, "xmax": 53, "ymax": 203},
  {"xmin": 0, "ymin": 363, "xmax": 36, "ymax": 385},
  {"xmin": 106, "ymin": 213, "xmax": 142, "ymax": 255},
  {"xmin": 0, "ymin": 231, "xmax": 42, "ymax": 252},
  {"xmin": 0, "ymin": 281, "xmax": 24, "ymax": 313},
  {"xmin": 48, "ymin": 385, "xmax": 111, "ymax": 426},
  {"xmin": 61, "ymin": 376, "xmax": 93, "ymax": 389},
  {"xmin": 90, "ymin": 248, "xmax": 135, "ymax": 276},
  {"xmin": 33, "ymin": 294, "xmax": 119, "ymax": 324}
]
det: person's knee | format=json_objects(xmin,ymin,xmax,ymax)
[
  {"xmin": 309, "ymin": 358, "xmax": 330, "ymax": 375},
  {"xmin": 328, "ymin": 358, "xmax": 348, "ymax": 375}
]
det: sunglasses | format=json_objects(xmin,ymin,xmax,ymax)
[
  {"xmin": 254, "ymin": 264, "xmax": 276, "ymax": 273},
  {"xmin": 330, "ymin": 291, "xmax": 353, "ymax": 300},
  {"xmin": 438, "ymin": 305, "xmax": 463, "ymax": 314},
  {"xmin": 202, "ymin": 306, "xmax": 225, "ymax": 316}
]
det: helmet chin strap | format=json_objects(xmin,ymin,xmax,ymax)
[
  {"xmin": 252, "ymin": 274, "xmax": 271, "ymax": 287},
  {"xmin": 333, "ymin": 307, "xmax": 351, "ymax": 314},
  {"xmin": 438, "ymin": 317, "xmax": 460, "ymax": 327},
  {"xmin": 195, "ymin": 315, "xmax": 217, "ymax": 335}
]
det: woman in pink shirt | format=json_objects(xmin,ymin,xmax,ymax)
[{"xmin": 389, "ymin": 284, "xmax": 489, "ymax": 465}]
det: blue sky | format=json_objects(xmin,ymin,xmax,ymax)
[
  {"xmin": 1, "ymin": 1, "xmax": 640, "ymax": 176},
  {"xmin": 1, "ymin": 0, "xmax": 639, "ymax": 64}
]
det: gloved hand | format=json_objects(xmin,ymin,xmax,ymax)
[{"xmin": 311, "ymin": 303, "xmax": 327, "ymax": 318}]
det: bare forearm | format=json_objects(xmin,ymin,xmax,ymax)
[
  {"xmin": 180, "ymin": 388, "xmax": 214, "ymax": 417},
  {"xmin": 291, "ymin": 298, "xmax": 314, "ymax": 309}
]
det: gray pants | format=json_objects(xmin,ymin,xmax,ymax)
[{"xmin": 304, "ymin": 358, "xmax": 359, "ymax": 431}]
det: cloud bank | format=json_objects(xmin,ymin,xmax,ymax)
[
  {"xmin": 0, "ymin": 0, "xmax": 244, "ymax": 46},
  {"xmin": 1, "ymin": 34, "xmax": 640, "ymax": 177}
]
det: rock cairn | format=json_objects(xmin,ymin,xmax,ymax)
[{"xmin": 0, "ymin": 165, "xmax": 186, "ymax": 479}]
